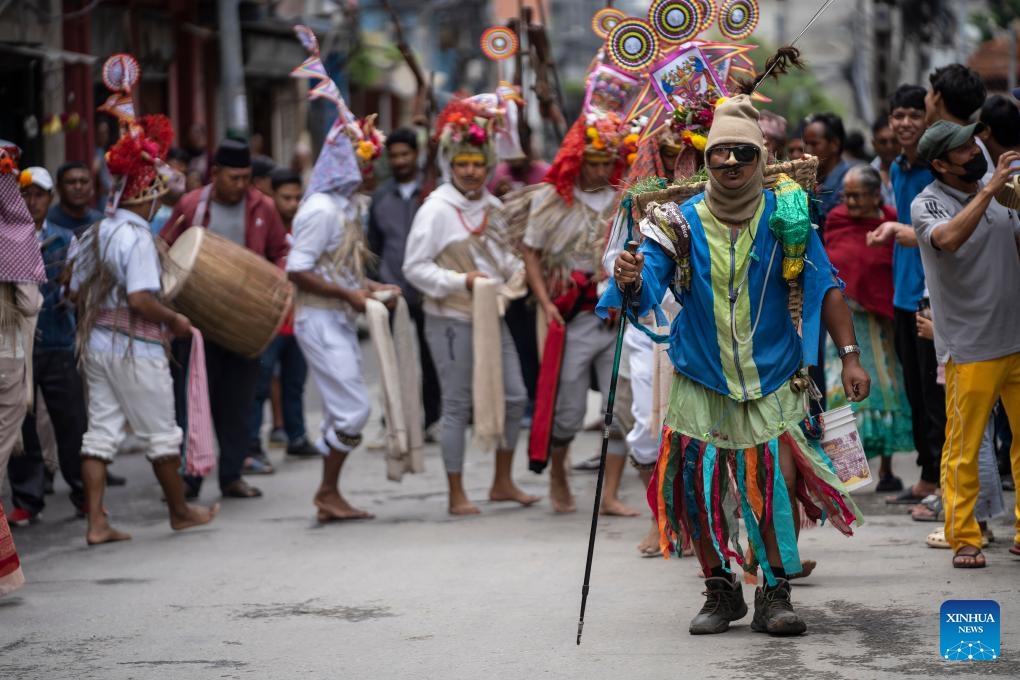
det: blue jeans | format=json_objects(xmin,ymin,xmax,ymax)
[{"xmin": 249, "ymin": 334, "xmax": 308, "ymax": 445}]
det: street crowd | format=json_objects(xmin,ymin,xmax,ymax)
[{"xmin": 1, "ymin": 33, "xmax": 1018, "ymax": 640}]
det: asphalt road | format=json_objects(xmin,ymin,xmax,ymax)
[{"xmin": 3, "ymin": 342, "xmax": 1019, "ymax": 679}]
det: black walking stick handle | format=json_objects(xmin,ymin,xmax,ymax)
[{"xmin": 576, "ymin": 240, "xmax": 640, "ymax": 645}]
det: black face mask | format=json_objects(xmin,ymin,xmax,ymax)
[{"xmin": 953, "ymin": 154, "xmax": 988, "ymax": 182}]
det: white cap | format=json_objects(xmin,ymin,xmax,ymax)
[{"xmin": 24, "ymin": 166, "xmax": 53, "ymax": 192}]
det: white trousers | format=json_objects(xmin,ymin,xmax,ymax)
[
  {"xmin": 625, "ymin": 325, "xmax": 659, "ymax": 466},
  {"xmin": 295, "ymin": 309, "xmax": 371, "ymax": 454},
  {"xmin": 80, "ymin": 352, "xmax": 182, "ymax": 462}
]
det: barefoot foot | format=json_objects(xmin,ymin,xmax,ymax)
[
  {"xmin": 489, "ymin": 483, "xmax": 541, "ymax": 507},
  {"xmin": 550, "ymin": 479, "xmax": 576, "ymax": 513},
  {"xmin": 170, "ymin": 503, "xmax": 220, "ymax": 531},
  {"xmin": 600, "ymin": 498, "xmax": 641, "ymax": 517},
  {"xmin": 315, "ymin": 491, "xmax": 374, "ymax": 521},
  {"xmin": 86, "ymin": 524, "xmax": 132, "ymax": 546},
  {"xmin": 448, "ymin": 501, "xmax": 482, "ymax": 516},
  {"xmin": 638, "ymin": 524, "xmax": 662, "ymax": 557}
]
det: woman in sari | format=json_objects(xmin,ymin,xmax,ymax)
[{"xmin": 823, "ymin": 164, "xmax": 913, "ymax": 490}]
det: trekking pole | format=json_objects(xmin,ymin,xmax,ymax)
[{"xmin": 576, "ymin": 240, "xmax": 639, "ymax": 646}]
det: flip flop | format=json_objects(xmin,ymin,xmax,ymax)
[
  {"xmin": 886, "ymin": 487, "xmax": 930, "ymax": 505},
  {"xmin": 952, "ymin": 548, "xmax": 986, "ymax": 569},
  {"xmin": 1009, "ymin": 543, "xmax": 1020, "ymax": 556}
]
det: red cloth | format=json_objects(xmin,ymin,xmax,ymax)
[
  {"xmin": 823, "ymin": 204, "xmax": 897, "ymax": 320},
  {"xmin": 160, "ymin": 185, "xmax": 289, "ymax": 267},
  {"xmin": 185, "ymin": 327, "xmax": 216, "ymax": 477},
  {"xmin": 0, "ymin": 504, "xmax": 24, "ymax": 595},
  {"xmin": 529, "ymin": 319, "xmax": 566, "ymax": 473}
]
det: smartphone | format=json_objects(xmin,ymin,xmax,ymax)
[{"xmin": 917, "ymin": 297, "xmax": 932, "ymax": 320}]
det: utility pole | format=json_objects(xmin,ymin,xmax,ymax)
[{"xmin": 218, "ymin": 0, "xmax": 249, "ymax": 139}]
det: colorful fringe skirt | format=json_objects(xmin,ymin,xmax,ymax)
[{"xmin": 649, "ymin": 373, "xmax": 864, "ymax": 585}]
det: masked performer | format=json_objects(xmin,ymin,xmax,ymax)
[{"xmin": 603, "ymin": 95, "xmax": 868, "ymax": 636}]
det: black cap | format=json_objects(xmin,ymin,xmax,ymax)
[
  {"xmin": 251, "ymin": 154, "xmax": 275, "ymax": 178},
  {"xmin": 213, "ymin": 138, "xmax": 251, "ymax": 168}
]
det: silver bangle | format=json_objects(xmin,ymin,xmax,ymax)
[{"xmin": 837, "ymin": 344, "xmax": 861, "ymax": 358}]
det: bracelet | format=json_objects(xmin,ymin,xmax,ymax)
[{"xmin": 837, "ymin": 343, "xmax": 861, "ymax": 358}]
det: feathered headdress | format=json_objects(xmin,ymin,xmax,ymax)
[
  {"xmin": 292, "ymin": 25, "xmax": 385, "ymax": 193},
  {"xmin": 98, "ymin": 54, "xmax": 175, "ymax": 214}
]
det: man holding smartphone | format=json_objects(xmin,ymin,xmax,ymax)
[{"xmin": 911, "ymin": 121, "xmax": 1020, "ymax": 569}]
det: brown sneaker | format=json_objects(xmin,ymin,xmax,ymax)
[{"xmin": 689, "ymin": 574, "xmax": 748, "ymax": 634}]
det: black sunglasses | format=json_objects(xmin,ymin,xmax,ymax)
[{"xmin": 708, "ymin": 145, "xmax": 760, "ymax": 164}]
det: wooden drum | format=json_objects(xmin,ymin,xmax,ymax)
[{"xmin": 161, "ymin": 226, "xmax": 293, "ymax": 358}]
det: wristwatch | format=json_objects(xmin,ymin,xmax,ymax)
[{"xmin": 837, "ymin": 344, "xmax": 862, "ymax": 359}]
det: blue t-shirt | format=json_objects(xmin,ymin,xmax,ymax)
[
  {"xmin": 47, "ymin": 203, "xmax": 104, "ymax": 236},
  {"xmin": 890, "ymin": 155, "xmax": 933, "ymax": 311},
  {"xmin": 35, "ymin": 221, "xmax": 77, "ymax": 352}
]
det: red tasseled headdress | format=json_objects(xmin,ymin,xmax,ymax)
[
  {"xmin": 544, "ymin": 116, "xmax": 627, "ymax": 205},
  {"xmin": 105, "ymin": 114, "xmax": 174, "ymax": 201}
]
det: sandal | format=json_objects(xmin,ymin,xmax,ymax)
[
  {"xmin": 221, "ymin": 479, "xmax": 263, "ymax": 498},
  {"xmin": 911, "ymin": 494, "xmax": 943, "ymax": 522},
  {"xmin": 886, "ymin": 486, "xmax": 930, "ymax": 505},
  {"xmin": 952, "ymin": 547, "xmax": 986, "ymax": 569},
  {"xmin": 1009, "ymin": 543, "xmax": 1020, "ymax": 557},
  {"xmin": 242, "ymin": 456, "xmax": 275, "ymax": 475}
]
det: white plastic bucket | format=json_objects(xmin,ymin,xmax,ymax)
[{"xmin": 819, "ymin": 404, "xmax": 872, "ymax": 491}]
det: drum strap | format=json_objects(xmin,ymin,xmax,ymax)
[{"xmin": 192, "ymin": 185, "xmax": 213, "ymax": 229}]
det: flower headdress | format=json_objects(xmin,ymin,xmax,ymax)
[
  {"xmin": 433, "ymin": 97, "xmax": 497, "ymax": 183},
  {"xmin": 292, "ymin": 25, "xmax": 386, "ymax": 193},
  {"xmin": 98, "ymin": 54, "xmax": 174, "ymax": 214}
]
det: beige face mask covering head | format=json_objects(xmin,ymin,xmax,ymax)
[{"xmin": 703, "ymin": 95, "xmax": 768, "ymax": 224}]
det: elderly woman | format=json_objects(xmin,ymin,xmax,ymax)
[{"xmin": 823, "ymin": 164, "xmax": 913, "ymax": 490}]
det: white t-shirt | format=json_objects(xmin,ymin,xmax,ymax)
[
  {"xmin": 288, "ymin": 192, "xmax": 360, "ymax": 326},
  {"xmin": 70, "ymin": 210, "xmax": 164, "ymax": 358}
]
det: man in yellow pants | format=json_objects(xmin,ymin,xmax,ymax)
[{"xmin": 911, "ymin": 120, "xmax": 1020, "ymax": 568}]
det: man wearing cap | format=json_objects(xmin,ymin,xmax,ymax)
[
  {"xmin": 251, "ymin": 155, "xmax": 275, "ymax": 197},
  {"xmin": 5, "ymin": 167, "xmax": 86, "ymax": 524},
  {"xmin": 911, "ymin": 120, "xmax": 1020, "ymax": 569},
  {"xmin": 161, "ymin": 138, "xmax": 289, "ymax": 499},
  {"xmin": 605, "ymin": 95, "xmax": 868, "ymax": 636}
]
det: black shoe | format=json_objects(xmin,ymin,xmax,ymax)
[
  {"xmin": 875, "ymin": 474, "xmax": 903, "ymax": 492},
  {"xmin": 689, "ymin": 575, "xmax": 748, "ymax": 634},
  {"xmin": 106, "ymin": 471, "xmax": 127, "ymax": 487},
  {"xmin": 286, "ymin": 438, "xmax": 321, "ymax": 458},
  {"xmin": 750, "ymin": 578, "xmax": 807, "ymax": 636}
]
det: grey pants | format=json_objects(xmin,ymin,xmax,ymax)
[
  {"xmin": 976, "ymin": 416, "xmax": 1005, "ymax": 523},
  {"xmin": 552, "ymin": 312, "xmax": 616, "ymax": 444},
  {"xmin": 425, "ymin": 314, "xmax": 528, "ymax": 474}
]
